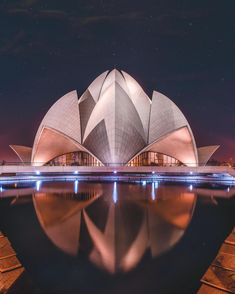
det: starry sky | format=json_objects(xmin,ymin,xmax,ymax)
[{"xmin": 0, "ymin": 0, "xmax": 234, "ymax": 162}]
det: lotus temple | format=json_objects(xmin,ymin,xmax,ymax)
[{"xmin": 10, "ymin": 69, "xmax": 219, "ymax": 167}]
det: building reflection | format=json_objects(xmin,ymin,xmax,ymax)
[
  {"xmin": 32, "ymin": 182, "xmax": 102, "ymax": 256},
  {"xmin": 32, "ymin": 182, "xmax": 196, "ymax": 273}
]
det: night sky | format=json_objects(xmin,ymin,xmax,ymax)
[{"xmin": 0, "ymin": 0, "xmax": 234, "ymax": 162}]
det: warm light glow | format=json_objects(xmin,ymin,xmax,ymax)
[{"xmin": 145, "ymin": 127, "xmax": 198, "ymax": 167}]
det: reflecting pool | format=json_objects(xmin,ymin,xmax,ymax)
[{"xmin": 0, "ymin": 181, "xmax": 234, "ymax": 294}]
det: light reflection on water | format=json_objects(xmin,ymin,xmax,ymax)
[
  {"xmin": 0, "ymin": 180, "xmax": 234, "ymax": 294},
  {"xmin": 31, "ymin": 181, "xmax": 196, "ymax": 273}
]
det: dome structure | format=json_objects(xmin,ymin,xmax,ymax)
[{"xmin": 10, "ymin": 69, "xmax": 219, "ymax": 167}]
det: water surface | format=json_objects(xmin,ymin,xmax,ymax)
[{"xmin": 0, "ymin": 181, "xmax": 234, "ymax": 294}]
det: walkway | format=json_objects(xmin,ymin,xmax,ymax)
[
  {"xmin": 198, "ymin": 228, "xmax": 235, "ymax": 293},
  {"xmin": 0, "ymin": 232, "xmax": 24, "ymax": 294}
]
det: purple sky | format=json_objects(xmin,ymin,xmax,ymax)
[{"xmin": 0, "ymin": 0, "xmax": 234, "ymax": 162}]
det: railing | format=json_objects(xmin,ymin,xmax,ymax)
[{"xmin": 0, "ymin": 161, "xmax": 233, "ymax": 168}]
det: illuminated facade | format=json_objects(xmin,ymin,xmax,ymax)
[
  {"xmin": 48, "ymin": 151, "xmax": 102, "ymax": 166},
  {"xmin": 10, "ymin": 69, "xmax": 219, "ymax": 167},
  {"xmin": 127, "ymin": 151, "xmax": 181, "ymax": 167}
]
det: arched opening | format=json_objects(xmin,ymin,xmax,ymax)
[
  {"xmin": 127, "ymin": 151, "xmax": 183, "ymax": 167},
  {"xmin": 47, "ymin": 151, "xmax": 103, "ymax": 166}
]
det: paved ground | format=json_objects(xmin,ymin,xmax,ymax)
[
  {"xmin": 198, "ymin": 228, "xmax": 235, "ymax": 293},
  {"xmin": 0, "ymin": 232, "xmax": 24, "ymax": 294}
]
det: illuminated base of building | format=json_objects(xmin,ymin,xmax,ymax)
[{"xmin": 0, "ymin": 166, "xmax": 235, "ymax": 182}]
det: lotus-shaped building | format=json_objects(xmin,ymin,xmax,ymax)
[{"xmin": 10, "ymin": 69, "xmax": 219, "ymax": 167}]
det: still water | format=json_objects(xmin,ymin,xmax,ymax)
[{"xmin": 0, "ymin": 180, "xmax": 234, "ymax": 294}]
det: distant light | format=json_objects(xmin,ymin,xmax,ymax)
[
  {"xmin": 190, "ymin": 171, "xmax": 193, "ymax": 175},
  {"xmin": 113, "ymin": 181, "xmax": 118, "ymax": 203},
  {"xmin": 36, "ymin": 180, "xmax": 41, "ymax": 191},
  {"xmin": 74, "ymin": 180, "xmax": 78, "ymax": 194},
  {"xmin": 113, "ymin": 170, "xmax": 117, "ymax": 174},
  {"xmin": 189, "ymin": 184, "xmax": 193, "ymax": 191},
  {"xmin": 0, "ymin": 186, "xmax": 3, "ymax": 192},
  {"xmin": 227, "ymin": 187, "xmax": 230, "ymax": 192},
  {"xmin": 142, "ymin": 181, "xmax": 146, "ymax": 186},
  {"xmin": 74, "ymin": 171, "xmax": 79, "ymax": 174},
  {"xmin": 35, "ymin": 171, "xmax": 40, "ymax": 175},
  {"xmin": 152, "ymin": 171, "xmax": 155, "ymax": 174}
]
